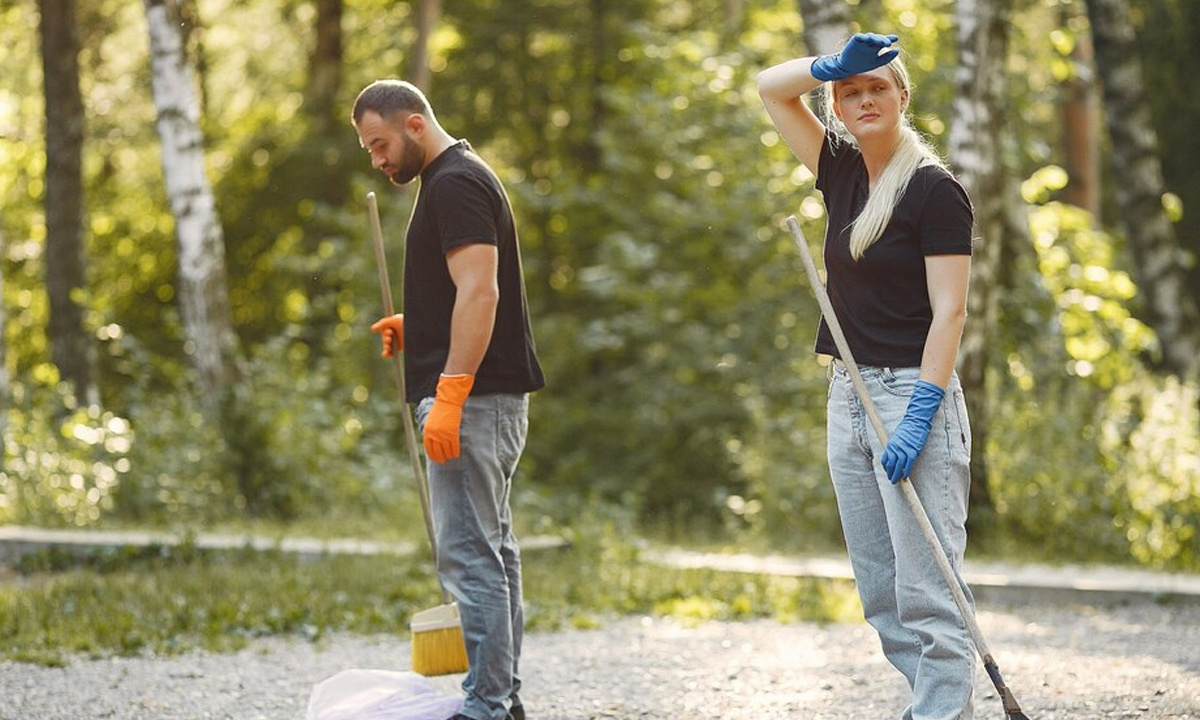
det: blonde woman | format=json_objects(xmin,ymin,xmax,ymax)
[{"xmin": 758, "ymin": 34, "xmax": 977, "ymax": 720}]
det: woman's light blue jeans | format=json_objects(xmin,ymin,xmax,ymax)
[
  {"xmin": 827, "ymin": 362, "xmax": 976, "ymax": 720},
  {"xmin": 416, "ymin": 393, "xmax": 529, "ymax": 720}
]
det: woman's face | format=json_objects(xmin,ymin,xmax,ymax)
[{"xmin": 832, "ymin": 66, "xmax": 909, "ymax": 141}]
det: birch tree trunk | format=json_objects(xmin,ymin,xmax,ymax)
[
  {"xmin": 144, "ymin": 0, "xmax": 240, "ymax": 405},
  {"xmin": 40, "ymin": 0, "xmax": 98, "ymax": 407},
  {"xmin": 795, "ymin": 0, "xmax": 849, "ymax": 56},
  {"xmin": 949, "ymin": 0, "xmax": 1015, "ymax": 525},
  {"xmin": 409, "ymin": 0, "xmax": 441, "ymax": 93},
  {"xmin": 1086, "ymin": 0, "xmax": 1200, "ymax": 379},
  {"xmin": 795, "ymin": 0, "xmax": 850, "ymax": 126},
  {"xmin": 174, "ymin": 0, "xmax": 209, "ymax": 116}
]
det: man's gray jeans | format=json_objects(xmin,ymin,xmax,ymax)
[{"xmin": 416, "ymin": 392, "xmax": 529, "ymax": 720}]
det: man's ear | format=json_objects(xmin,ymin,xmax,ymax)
[{"xmin": 405, "ymin": 113, "xmax": 427, "ymax": 137}]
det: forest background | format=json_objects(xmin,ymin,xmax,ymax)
[{"xmin": 3, "ymin": 0, "xmax": 1200, "ymax": 573}]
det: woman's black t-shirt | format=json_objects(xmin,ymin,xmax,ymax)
[
  {"xmin": 403, "ymin": 141, "xmax": 545, "ymax": 402},
  {"xmin": 813, "ymin": 132, "xmax": 974, "ymax": 367}
]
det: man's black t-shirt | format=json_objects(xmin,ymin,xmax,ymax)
[
  {"xmin": 403, "ymin": 140, "xmax": 545, "ymax": 402},
  {"xmin": 813, "ymin": 132, "xmax": 974, "ymax": 367}
]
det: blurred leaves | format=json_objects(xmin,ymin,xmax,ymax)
[{"xmin": 0, "ymin": 0, "xmax": 1198, "ymax": 571}]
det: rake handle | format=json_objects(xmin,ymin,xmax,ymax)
[
  {"xmin": 367, "ymin": 191, "xmax": 450, "ymax": 605},
  {"xmin": 786, "ymin": 215, "xmax": 1028, "ymax": 718}
]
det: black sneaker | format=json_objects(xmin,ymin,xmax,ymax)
[{"xmin": 446, "ymin": 711, "xmax": 520, "ymax": 720}]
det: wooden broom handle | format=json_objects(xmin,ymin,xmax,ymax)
[
  {"xmin": 367, "ymin": 192, "xmax": 449, "ymax": 604},
  {"xmin": 785, "ymin": 215, "xmax": 994, "ymax": 661}
]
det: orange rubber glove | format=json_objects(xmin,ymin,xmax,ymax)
[
  {"xmin": 424, "ymin": 373, "xmax": 475, "ymax": 463},
  {"xmin": 369, "ymin": 314, "xmax": 404, "ymax": 357}
]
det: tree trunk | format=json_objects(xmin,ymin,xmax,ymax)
[
  {"xmin": 307, "ymin": 0, "xmax": 343, "ymax": 138},
  {"xmin": 795, "ymin": 0, "xmax": 849, "ymax": 55},
  {"xmin": 795, "ymin": 0, "xmax": 850, "ymax": 126},
  {"xmin": 176, "ymin": 0, "xmax": 209, "ymax": 117},
  {"xmin": 0, "ymin": 215, "xmax": 8, "ymax": 446},
  {"xmin": 1087, "ymin": 0, "xmax": 1200, "ymax": 379},
  {"xmin": 409, "ymin": 0, "xmax": 441, "ymax": 93},
  {"xmin": 39, "ymin": 0, "xmax": 98, "ymax": 407},
  {"xmin": 1060, "ymin": 6, "xmax": 1101, "ymax": 217},
  {"xmin": 299, "ymin": 0, "xmax": 348, "ymax": 352},
  {"xmin": 144, "ymin": 0, "xmax": 240, "ymax": 405},
  {"xmin": 304, "ymin": 0, "xmax": 345, "ymax": 207},
  {"xmin": 949, "ymin": 0, "xmax": 1017, "ymax": 527},
  {"xmin": 723, "ymin": 0, "xmax": 745, "ymax": 46},
  {"xmin": 583, "ymin": 0, "xmax": 604, "ymax": 172}
]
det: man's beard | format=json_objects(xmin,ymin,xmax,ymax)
[{"xmin": 388, "ymin": 135, "xmax": 424, "ymax": 186}]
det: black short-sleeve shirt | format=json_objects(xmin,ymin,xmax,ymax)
[
  {"xmin": 813, "ymin": 132, "xmax": 974, "ymax": 367},
  {"xmin": 403, "ymin": 140, "xmax": 545, "ymax": 401}
]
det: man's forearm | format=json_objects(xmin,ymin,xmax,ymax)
[{"xmin": 443, "ymin": 288, "xmax": 497, "ymax": 375}]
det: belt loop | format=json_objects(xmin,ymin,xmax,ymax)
[{"xmin": 883, "ymin": 366, "xmax": 894, "ymax": 382}]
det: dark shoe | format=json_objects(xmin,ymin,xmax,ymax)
[{"xmin": 447, "ymin": 711, "xmax": 520, "ymax": 720}]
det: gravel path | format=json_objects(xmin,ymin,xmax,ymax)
[{"xmin": 3, "ymin": 600, "xmax": 1199, "ymax": 720}]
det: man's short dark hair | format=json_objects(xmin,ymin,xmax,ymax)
[{"xmin": 352, "ymin": 80, "xmax": 432, "ymax": 125}]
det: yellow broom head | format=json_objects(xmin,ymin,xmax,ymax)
[{"xmin": 410, "ymin": 602, "xmax": 469, "ymax": 676}]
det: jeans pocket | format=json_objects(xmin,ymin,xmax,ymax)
[
  {"xmin": 877, "ymin": 367, "xmax": 919, "ymax": 398},
  {"xmin": 497, "ymin": 395, "xmax": 529, "ymax": 470},
  {"xmin": 414, "ymin": 396, "xmax": 435, "ymax": 432},
  {"xmin": 950, "ymin": 387, "xmax": 972, "ymax": 455}
]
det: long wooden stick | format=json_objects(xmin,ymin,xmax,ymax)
[
  {"xmin": 786, "ymin": 215, "xmax": 1029, "ymax": 718},
  {"xmin": 367, "ymin": 191, "xmax": 449, "ymax": 605}
]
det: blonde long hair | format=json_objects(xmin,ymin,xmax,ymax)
[{"xmin": 824, "ymin": 56, "xmax": 945, "ymax": 260}]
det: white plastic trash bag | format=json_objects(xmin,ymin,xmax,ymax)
[{"xmin": 306, "ymin": 668, "xmax": 463, "ymax": 720}]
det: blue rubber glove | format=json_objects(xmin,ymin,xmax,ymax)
[
  {"xmin": 810, "ymin": 33, "xmax": 901, "ymax": 82},
  {"xmin": 880, "ymin": 380, "xmax": 945, "ymax": 484}
]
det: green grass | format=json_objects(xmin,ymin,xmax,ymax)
[
  {"xmin": 83, "ymin": 507, "xmax": 430, "ymax": 544},
  {"xmin": 0, "ymin": 531, "xmax": 861, "ymax": 666},
  {"xmin": 0, "ymin": 545, "xmax": 432, "ymax": 666}
]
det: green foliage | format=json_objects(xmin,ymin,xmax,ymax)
[
  {"xmin": 2, "ymin": 0, "xmax": 1200, "ymax": 572},
  {"xmin": 0, "ymin": 524, "xmax": 860, "ymax": 666},
  {"xmin": 1106, "ymin": 375, "xmax": 1200, "ymax": 568},
  {"xmin": 984, "ymin": 201, "xmax": 1200, "ymax": 568},
  {"xmin": 422, "ymin": 4, "xmax": 844, "ymax": 537},
  {"xmin": 0, "ymin": 382, "xmax": 130, "ymax": 527},
  {"xmin": 103, "ymin": 336, "xmax": 427, "ymax": 529},
  {"xmin": 1028, "ymin": 202, "xmax": 1155, "ymax": 384}
]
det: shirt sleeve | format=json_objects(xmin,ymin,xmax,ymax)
[
  {"xmin": 429, "ymin": 172, "xmax": 499, "ymax": 255},
  {"xmin": 815, "ymin": 131, "xmax": 848, "ymax": 194},
  {"xmin": 918, "ymin": 174, "xmax": 974, "ymax": 256}
]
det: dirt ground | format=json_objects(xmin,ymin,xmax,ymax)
[{"xmin": 2, "ymin": 598, "xmax": 1199, "ymax": 719}]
